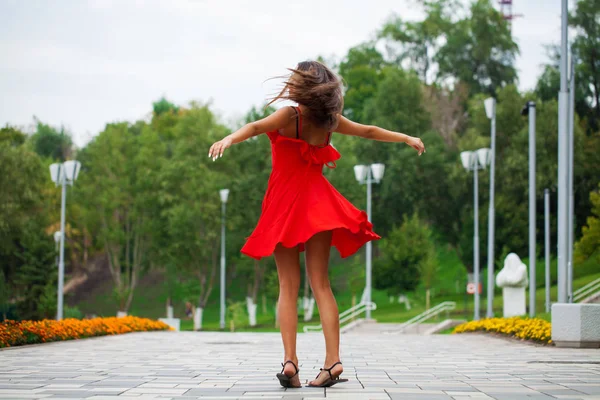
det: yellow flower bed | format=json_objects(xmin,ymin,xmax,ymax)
[
  {"xmin": 453, "ymin": 316, "xmax": 552, "ymax": 344},
  {"xmin": 0, "ymin": 316, "xmax": 172, "ymax": 348}
]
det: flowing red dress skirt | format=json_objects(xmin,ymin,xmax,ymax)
[{"xmin": 241, "ymin": 130, "xmax": 380, "ymax": 260}]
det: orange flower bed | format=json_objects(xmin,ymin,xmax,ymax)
[{"xmin": 0, "ymin": 316, "xmax": 172, "ymax": 348}]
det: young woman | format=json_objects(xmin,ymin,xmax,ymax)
[{"xmin": 208, "ymin": 61, "xmax": 425, "ymax": 388}]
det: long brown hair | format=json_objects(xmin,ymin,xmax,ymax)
[{"xmin": 267, "ymin": 61, "xmax": 344, "ymax": 131}]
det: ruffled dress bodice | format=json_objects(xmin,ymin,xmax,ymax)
[{"xmin": 240, "ymin": 113, "xmax": 380, "ymax": 260}]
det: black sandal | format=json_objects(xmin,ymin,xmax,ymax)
[
  {"xmin": 307, "ymin": 361, "xmax": 348, "ymax": 387},
  {"xmin": 276, "ymin": 360, "xmax": 301, "ymax": 388}
]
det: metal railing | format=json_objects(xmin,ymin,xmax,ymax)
[
  {"xmin": 383, "ymin": 301, "xmax": 456, "ymax": 334},
  {"xmin": 574, "ymin": 277, "xmax": 600, "ymax": 303},
  {"xmin": 303, "ymin": 301, "xmax": 377, "ymax": 333}
]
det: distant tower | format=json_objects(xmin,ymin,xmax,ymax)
[{"xmin": 499, "ymin": 0, "xmax": 523, "ymax": 31}]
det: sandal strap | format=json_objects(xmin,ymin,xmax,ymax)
[
  {"xmin": 320, "ymin": 361, "xmax": 343, "ymax": 380},
  {"xmin": 280, "ymin": 360, "xmax": 299, "ymax": 377}
]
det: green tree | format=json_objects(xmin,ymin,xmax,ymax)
[
  {"xmin": 77, "ymin": 121, "xmax": 161, "ymax": 313},
  {"xmin": 363, "ymin": 67, "xmax": 431, "ymax": 142},
  {"xmin": 436, "ymin": 0, "xmax": 518, "ymax": 95},
  {"xmin": 158, "ymin": 103, "xmax": 230, "ymax": 328},
  {"xmin": 153, "ymin": 97, "xmax": 180, "ymax": 116},
  {"xmin": 29, "ymin": 119, "xmax": 73, "ymax": 161},
  {"xmin": 0, "ymin": 141, "xmax": 48, "ymax": 287},
  {"xmin": 373, "ymin": 213, "xmax": 436, "ymax": 295},
  {"xmin": 575, "ymin": 184, "xmax": 600, "ymax": 265},
  {"xmin": 0, "ymin": 124, "xmax": 26, "ymax": 147},
  {"xmin": 379, "ymin": 0, "xmax": 456, "ymax": 83},
  {"xmin": 338, "ymin": 44, "xmax": 387, "ymax": 122},
  {"xmin": 152, "ymin": 97, "xmax": 181, "ymax": 140},
  {"xmin": 570, "ymin": 0, "xmax": 600, "ymax": 131},
  {"xmin": 13, "ymin": 222, "xmax": 57, "ymax": 320}
]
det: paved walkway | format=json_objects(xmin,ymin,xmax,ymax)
[{"xmin": 1, "ymin": 331, "xmax": 600, "ymax": 399}]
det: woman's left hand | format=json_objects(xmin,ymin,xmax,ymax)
[
  {"xmin": 208, "ymin": 137, "xmax": 233, "ymax": 161},
  {"xmin": 407, "ymin": 136, "xmax": 426, "ymax": 156}
]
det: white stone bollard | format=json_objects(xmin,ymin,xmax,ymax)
[
  {"xmin": 246, "ymin": 297, "xmax": 257, "ymax": 327},
  {"xmin": 496, "ymin": 253, "xmax": 528, "ymax": 317},
  {"xmin": 304, "ymin": 297, "xmax": 315, "ymax": 321},
  {"xmin": 552, "ymin": 303, "xmax": 600, "ymax": 348},
  {"xmin": 194, "ymin": 307, "xmax": 203, "ymax": 331}
]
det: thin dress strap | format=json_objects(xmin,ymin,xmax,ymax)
[
  {"xmin": 289, "ymin": 106, "xmax": 299, "ymax": 139},
  {"xmin": 295, "ymin": 106, "xmax": 303, "ymax": 139},
  {"xmin": 326, "ymin": 131, "xmax": 332, "ymax": 146}
]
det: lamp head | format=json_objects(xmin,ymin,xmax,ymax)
[
  {"xmin": 353, "ymin": 165, "xmax": 367, "ymax": 184},
  {"xmin": 219, "ymin": 189, "xmax": 230, "ymax": 203},
  {"xmin": 371, "ymin": 163, "xmax": 385, "ymax": 183},
  {"xmin": 476, "ymin": 148, "xmax": 491, "ymax": 169},
  {"xmin": 49, "ymin": 163, "xmax": 63, "ymax": 185},
  {"xmin": 484, "ymin": 97, "xmax": 496, "ymax": 120},
  {"xmin": 460, "ymin": 151, "xmax": 474, "ymax": 170}
]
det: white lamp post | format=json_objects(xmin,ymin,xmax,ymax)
[
  {"xmin": 567, "ymin": 53, "xmax": 576, "ymax": 303},
  {"xmin": 557, "ymin": 0, "xmax": 569, "ymax": 304},
  {"xmin": 460, "ymin": 149, "xmax": 491, "ymax": 321},
  {"xmin": 53, "ymin": 231, "xmax": 61, "ymax": 296},
  {"xmin": 219, "ymin": 188, "xmax": 230, "ymax": 330},
  {"xmin": 522, "ymin": 101, "xmax": 537, "ymax": 317},
  {"xmin": 49, "ymin": 160, "xmax": 81, "ymax": 320},
  {"xmin": 483, "ymin": 97, "xmax": 497, "ymax": 318},
  {"xmin": 353, "ymin": 163, "xmax": 385, "ymax": 320}
]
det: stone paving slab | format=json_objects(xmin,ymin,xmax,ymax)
[{"xmin": 1, "ymin": 331, "xmax": 600, "ymax": 399}]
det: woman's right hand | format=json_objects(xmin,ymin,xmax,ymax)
[
  {"xmin": 407, "ymin": 136, "xmax": 426, "ymax": 156},
  {"xmin": 208, "ymin": 137, "xmax": 233, "ymax": 161}
]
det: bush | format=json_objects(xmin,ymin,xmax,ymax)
[
  {"xmin": 64, "ymin": 306, "xmax": 84, "ymax": 320},
  {"xmin": 0, "ymin": 316, "xmax": 171, "ymax": 348},
  {"xmin": 374, "ymin": 213, "xmax": 436, "ymax": 295},
  {"xmin": 453, "ymin": 316, "xmax": 552, "ymax": 344}
]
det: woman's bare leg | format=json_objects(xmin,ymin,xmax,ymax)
[
  {"xmin": 273, "ymin": 243, "xmax": 301, "ymax": 386},
  {"xmin": 305, "ymin": 230, "xmax": 343, "ymax": 385}
]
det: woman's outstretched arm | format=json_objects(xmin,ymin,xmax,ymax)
[
  {"xmin": 208, "ymin": 107, "xmax": 293, "ymax": 160},
  {"xmin": 336, "ymin": 115, "xmax": 426, "ymax": 156}
]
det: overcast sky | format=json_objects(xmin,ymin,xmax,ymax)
[{"xmin": 0, "ymin": 0, "xmax": 566, "ymax": 147}]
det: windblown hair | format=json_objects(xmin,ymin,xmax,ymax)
[{"xmin": 267, "ymin": 60, "xmax": 344, "ymax": 131}]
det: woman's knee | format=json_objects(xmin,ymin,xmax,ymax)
[
  {"xmin": 309, "ymin": 276, "xmax": 331, "ymax": 295},
  {"xmin": 279, "ymin": 275, "xmax": 300, "ymax": 294}
]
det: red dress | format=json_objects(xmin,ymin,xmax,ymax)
[{"xmin": 241, "ymin": 106, "xmax": 380, "ymax": 260}]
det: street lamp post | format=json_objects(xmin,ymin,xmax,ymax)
[
  {"xmin": 49, "ymin": 160, "xmax": 81, "ymax": 320},
  {"xmin": 354, "ymin": 163, "xmax": 385, "ymax": 320},
  {"xmin": 54, "ymin": 231, "xmax": 61, "ymax": 270},
  {"xmin": 557, "ymin": 0, "xmax": 569, "ymax": 303},
  {"xmin": 460, "ymin": 149, "xmax": 491, "ymax": 321},
  {"xmin": 483, "ymin": 97, "xmax": 497, "ymax": 318},
  {"xmin": 522, "ymin": 101, "xmax": 537, "ymax": 317},
  {"xmin": 219, "ymin": 188, "xmax": 230, "ymax": 330},
  {"xmin": 545, "ymin": 188, "xmax": 551, "ymax": 313},
  {"xmin": 567, "ymin": 54, "xmax": 576, "ymax": 303}
]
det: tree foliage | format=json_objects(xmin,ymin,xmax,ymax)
[
  {"xmin": 575, "ymin": 184, "xmax": 600, "ymax": 265},
  {"xmin": 29, "ymin": 120, "xmax": 73, "ymax": 161},
  {"xmin": 373, "ymin": 213, "xmax": 436, "ymax": 295}
]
